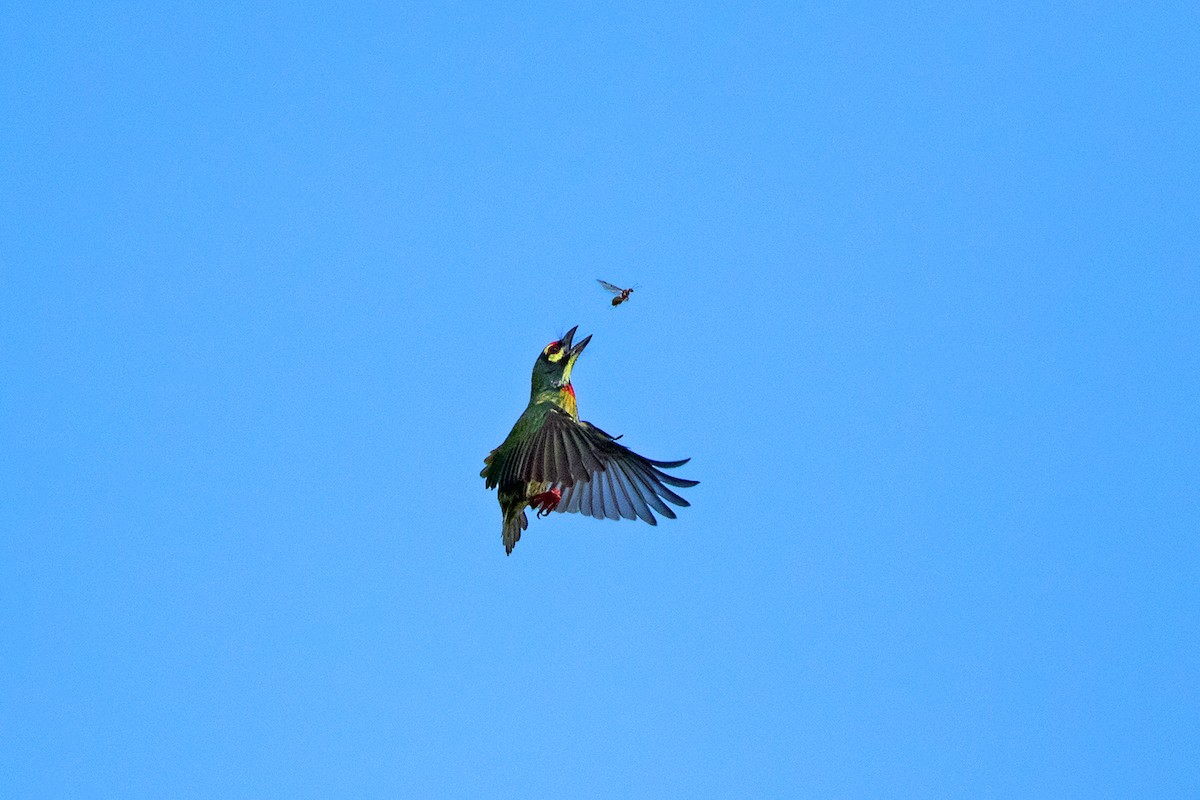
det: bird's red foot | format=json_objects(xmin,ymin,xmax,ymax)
[{"xmin": 530, "ymin": 488, "xmax": 561, "ymax": 518}]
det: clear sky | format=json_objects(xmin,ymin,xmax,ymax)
[{"xmin": 2, "ymin": 2, "xmax": 1197, "ymax": 797}]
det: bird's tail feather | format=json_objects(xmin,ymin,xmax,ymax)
[{"xmin": 503, "ymin": 508, "xmax": 528, "ymax": 556}]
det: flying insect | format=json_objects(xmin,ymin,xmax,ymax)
[{"xmin": 597, "ymin": 279, "xmax": 635, "ymax": 307}]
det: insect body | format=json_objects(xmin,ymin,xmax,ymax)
[{"xmin": 597, "ymin": 279, "xmax": 635, "ymax": 307}]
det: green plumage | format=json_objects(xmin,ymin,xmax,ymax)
[
  {"xmin": 484, "ymin": 402, "xmax": 558, "ymax": 552},
  {"xmin": 481, "ymin": 326, "xmax": 698, "ymax": 555}
]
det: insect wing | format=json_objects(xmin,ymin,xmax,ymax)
[{"xmin": 597, "ymin": 279, "xmax": 625, "ymax": 294}]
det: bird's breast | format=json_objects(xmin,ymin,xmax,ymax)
[{"xmin": 559, "ymin": 385, "xmax": 577, "ymax": 418}]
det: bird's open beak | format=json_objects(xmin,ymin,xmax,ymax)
[{"xmin": 561, "ymin": 325, "xmax": 592, "ymax": 361}]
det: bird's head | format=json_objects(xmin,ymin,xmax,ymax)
[{"xmin": 531, "ymin": 325, "xmax": 591, "ymax": 392}]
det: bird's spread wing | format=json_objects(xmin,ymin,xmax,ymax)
[
  {"xmin": 481, "ymin": 406, "xmax": 697, "ymax": 525},
  {"xmin": 555, "ymin": 418, "xmax": 697, "ymax": 525},
  {"xmin": 481, "ymin": 407, "xmax": 595, "ymax": 489}
]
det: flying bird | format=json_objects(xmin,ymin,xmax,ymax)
[
  {"xmin": 481, "ymin": 326, "xmax": 698, "ymax": 554},
  {"xmin": 597, "ymin": 279, "xmax": 635, "ymax": 306}
]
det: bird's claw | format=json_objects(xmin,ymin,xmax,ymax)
[{"xmin": 530, "ymin": 488, "xmax": 562, "ymax": 518}]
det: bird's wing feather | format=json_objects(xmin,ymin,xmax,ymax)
[
  {"xmin": 552, "ymin": 413, "xmax": 698, "ymax": 525},
  {"xmin": 483, "ymin": 406, "xmax": 698, "ymax": 524},
  {"xmin": 481, "ymin": 404, "xmax": 593, "ymax": 489}
]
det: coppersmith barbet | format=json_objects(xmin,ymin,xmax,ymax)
[{"xmin": 481, "ymin": 326, "xmax": 698, "ymax": 554}]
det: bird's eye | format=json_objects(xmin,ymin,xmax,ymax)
[{"xmin": 546, "ymin": 342, "xmax": 561, "ymax": 355}]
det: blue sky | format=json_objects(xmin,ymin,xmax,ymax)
[{"xmin": 2, "ymin": 2, "xmax": 1197, "ymax": 797}]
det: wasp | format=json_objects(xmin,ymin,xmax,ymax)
[{"xmin": 597, "ymin": 279, "xmax": 635, "ymax": 307}]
